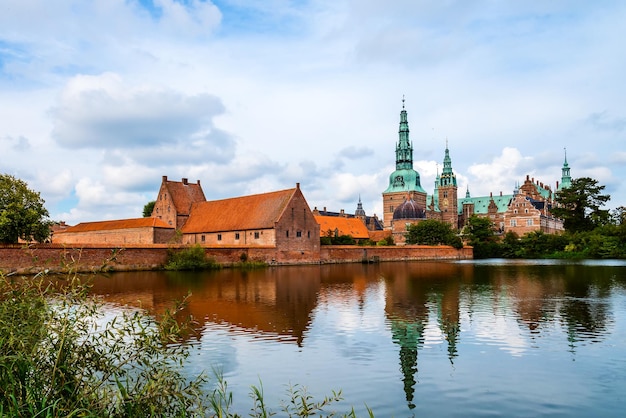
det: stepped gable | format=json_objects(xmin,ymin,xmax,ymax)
[
  {"xmin": 182, "ymin": 187, "xmax": 297, "ymax": 233},
  {"xmin": 164, "ymin": 177, "xmax": 206, "ymax": 216}
]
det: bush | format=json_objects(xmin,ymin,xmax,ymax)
[
  {"xmin": 165, "ymin": 244, "xmax": 221, "ymax": 270},
  {"xmin": 0, "ymin": 272, "xmax": 209, "ymax": 417}
]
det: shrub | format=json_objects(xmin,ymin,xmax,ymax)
[{"xmin": 165, "ymin": 244, "xmax": 221, "ymax": 270}]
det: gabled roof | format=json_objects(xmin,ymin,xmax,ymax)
[
  {"xmin": 58, "ymin": 217, "xmax": 172, "ymax": 233},
  {"xmin": 458, "ymin": 194, "xmax": 514, "ymax": 214},
  {"xmin": 315, "ymin": 215, "xmax": 370, "ymax": 239},
  {"xmin": 164, "ymin": 178, "xmax": 206, "ymax": 215},
  {"xmin": 182, "ymin": 188, "xmax": 298, "ymax": 233}
]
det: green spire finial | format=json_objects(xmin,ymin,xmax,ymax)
[
  {"xmin": 559, "ymin": 148, "xmax": 571, "ymax": 190},
  {"xmin": 396, "ymin": 97, "xmax": 413, "ymax": 170}
]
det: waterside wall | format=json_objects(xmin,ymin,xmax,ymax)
[{"xmin": 0, "ymin": 244, "xmax": 472, "ymax": 274}]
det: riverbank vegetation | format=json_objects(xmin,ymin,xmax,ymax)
[
  {"xmin": 165, "ymin": 244, "xmax": 222, "ymax": 270},
  {"xmin": 0, "ymin": 271, "xmax": 368, "ymax": 417}
]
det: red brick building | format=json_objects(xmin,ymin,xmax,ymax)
[
  {"xmin": 181, "ymin": 183, "xmax": 320, "ymax": 255},
  {"xmin": 54, "ymin": 217, "xmax": 175, "ymax": 245},
  {"xmin": 152, "ymin": 176, "xmax": 206, "ymax": 229}
]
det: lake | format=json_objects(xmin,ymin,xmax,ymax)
[{"xmin": 90, "ymin": 260, "xmax": 626, "ymax": 417}]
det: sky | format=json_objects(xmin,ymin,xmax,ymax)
[{"xmin": 1, "ymin": 0, "xmax": 625, "ymax": 225}]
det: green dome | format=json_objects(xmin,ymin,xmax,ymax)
[{"xmin": 384, "ymin": 168, "xmax": 426, "ymax": 194}]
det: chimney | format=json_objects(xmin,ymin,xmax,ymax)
[
  {"xmin": 182, "ymin": 178, "xmax": 188, "ymax": 185},
  {"xmin": 197, "ymin": 180, "xmax": 201, "ymax": 185},
  {"xmin": 296, "ymin": 182, "xmax": 300, "ymax": 189},
  {"xmin": 500, "ymin": 191, "xmax": 502, "ymax": 196},
  {"xmin": 556, "ymin": 180, "xmax": 560, "ymax": 189},
  {"xmin": 162, "ymin": 175, "xmax": 168, "ymax": 182}
]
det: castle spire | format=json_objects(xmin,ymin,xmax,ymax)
[
  {"xmin": 355, "ymin": 195, "xmax": 366, "ymax": 217},
  {"xmin": 558, "ymin": 148, "xmax": 572, "ymax": 190},
  {"xmin": 395, "ymin": 97, "xmax": 413, "ymax": 170},
  {"xmin": 438, "ymin": 139, "xmax": 457, "ymax": 187}
]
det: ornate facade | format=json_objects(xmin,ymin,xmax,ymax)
[{"xmin": 383, "ymin": 100, "xmax": 567, "ymax": 239}]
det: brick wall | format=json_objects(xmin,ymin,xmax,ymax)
[
  {"xmin": 1, "ymin": 244, "xmax": 471, "ymax": 274},
  {"xmin": 54, "ymin": 227, "xmax": 176, "ymax": 245}
]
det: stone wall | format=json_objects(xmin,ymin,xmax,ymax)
[{"xmin": 0, "ymin": 244, "xmax": 471, "ymax": 274}]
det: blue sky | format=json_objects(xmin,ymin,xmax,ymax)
[{"xmin": 1, "ymin": 0, "xmax": 625, "ymax": 224}]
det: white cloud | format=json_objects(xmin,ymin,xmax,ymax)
[{"xmin": 1, "ymin": 0, "xmax": 625, "ymax": 223}]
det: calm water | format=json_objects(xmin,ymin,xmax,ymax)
[{"xmin": 91, "ymin": 260, "xmax": 626, "ymax": 417}]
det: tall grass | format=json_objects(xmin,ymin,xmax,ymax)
[{"xmin": 0, "ymin": 270, "xmax": 372, "ymax": 417}]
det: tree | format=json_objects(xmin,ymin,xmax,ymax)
[
  {"xmin": 462, "ymin": 215, "xmax": 499, "ymax": 258},
  {"xmin": 552, "ymin": 177, "xmax": 611, "ymax": 232},
  {"xmin": 143, "ymin": 200, "xmax": 156, "ymax": 217},
  {"xmin": 405, "ymin": 219, "xmax": 463, "ymax": 249},
  {"xmin": 0, "ymin": 174, "xmax": 52, "ymax": 244}
]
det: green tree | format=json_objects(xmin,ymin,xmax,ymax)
[
  {"xmin": 0, "ymin": 174, "xmax": 52, "ymax": 244},
  {"xmin": 552, "ymin": 177, "xmax": 611, "ymax": 232},
  {"xmin": 463, "ymin": 215, "xmax": 499, "ymax": 258},
  {"xmin": 143, "ymin": 200, "xmax": 156, "ymax": 217},
  {"xmin": 405, "ymin": 219, "xmax": 462, "ymax": 248}
]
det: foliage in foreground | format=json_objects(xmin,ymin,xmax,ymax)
[
  {"xmin": 0, "ymin": 272, "xmax": 208, "ymax": 417},
  {"xmin": 165, "ymin": 244, "xmax": 222, "ymax": 270},
  {"xmin": 0, "ymin": 271, "xmax": 370, "ymax": 417}
]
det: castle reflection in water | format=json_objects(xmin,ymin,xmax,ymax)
[{"xmin": 89, "ymin": 261, "xmax": 621, "ymax": 410}]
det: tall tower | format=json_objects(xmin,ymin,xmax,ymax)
[
  {"xmin": 437, "ymin": 140, "xmax": 458, "ymax": 228},
  {"xmin": 382, "ymin": 98, "xmax": 427, "ymax": 229},
  {"xmin": 557, "ymin": 148, "xmax": 572, "ymax": 191}
]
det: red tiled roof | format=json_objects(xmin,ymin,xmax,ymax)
[
  {"xmin": 165, "ymin": 180, "xmax": 206, "ymax": 215},
  {"xmin": 57, "ymin": 217, "xmax": 173, "ymax": 233},
  {"xmin": 314, "ymin": 215, "xmax": 370, "ymax": 239},
  {"xmin": 182, "ymin": 188, "xmax": 297, "ymax": 233}
]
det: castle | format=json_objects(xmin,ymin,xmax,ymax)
[
  {"xmin": 381, "ymin": 99, "xmax": 568, "ymax": 244},
  {"xmin": 53, "ymin": 100, "xmax": 568, "ymax": 248}
]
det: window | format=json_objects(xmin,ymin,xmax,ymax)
[
  {"xmin": 201, "ymin": 235, "xmax": 205, "ymax": 242},
  {"xmin": 307, "ymin": 231, "xmax": 310, "ymax": 238},
  {"xmin": 296, "ymin": 231, "xmax": 302, "ymax": 237},
  {"xmin": 235, "ymin": 232, "xmax": 240, "ymax": 240},
  {"xmin": 217, "ymin": 234, "xmax": 222, "ymax": 241},
  {"xmin": 286, "ymin": 230, "xmax": 289, "ymax": 238},
  {"xmin": 254, "ymin": 232, "xmax": 260, "ymax": 239},
  {"xmin": 510, "ymin": 219, "xmax": 517, "ymax": 227},
  {"xmin": 525, "ymin": 209, "xmax": 528, "ymax": 213},
  {"xmin": 526, "ymin": 219, "xmax": 533, "ymax": 226}
]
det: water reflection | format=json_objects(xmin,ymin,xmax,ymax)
[{"xmin": 88, "ymin": 261, "xmax": 626, "ymax": 417}]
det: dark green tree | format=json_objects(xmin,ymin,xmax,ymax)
[
  {"xmin": 0, "ymin": 174, "xmax": 52, "ymax": 244},
  {"xmin": 143, "ymin": 200, "xmax": 156, "ymax": 217},
  {"xmin": 405, "ymin": 219, "xmax": 462, "ymax": 248},
  {"xmin": 551, "ymin": 177, "xmax": 611, "ymax": 232},
  {"xmin": 463, "ymin": 215, "xmax": 499, "ymax": 258}
]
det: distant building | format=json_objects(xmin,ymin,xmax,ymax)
[{"xmin": 382, "ymin": 99, "xmax": 566, "ymax": 239}]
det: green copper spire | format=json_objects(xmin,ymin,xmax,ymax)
[
  {"xmin": 558, "ymin": 148, "xmax": 572, "ymax": 190},
  {"xmin": 396, "ymin": 96, "xmax": 413, "ymax": 170},
  {"xmin": 438, "ymin": 139, "xmax": 457, "ymax": 187},
  {"xmin": 384, "ymin": 98, "xmax": 426, "ymax": 194}
]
